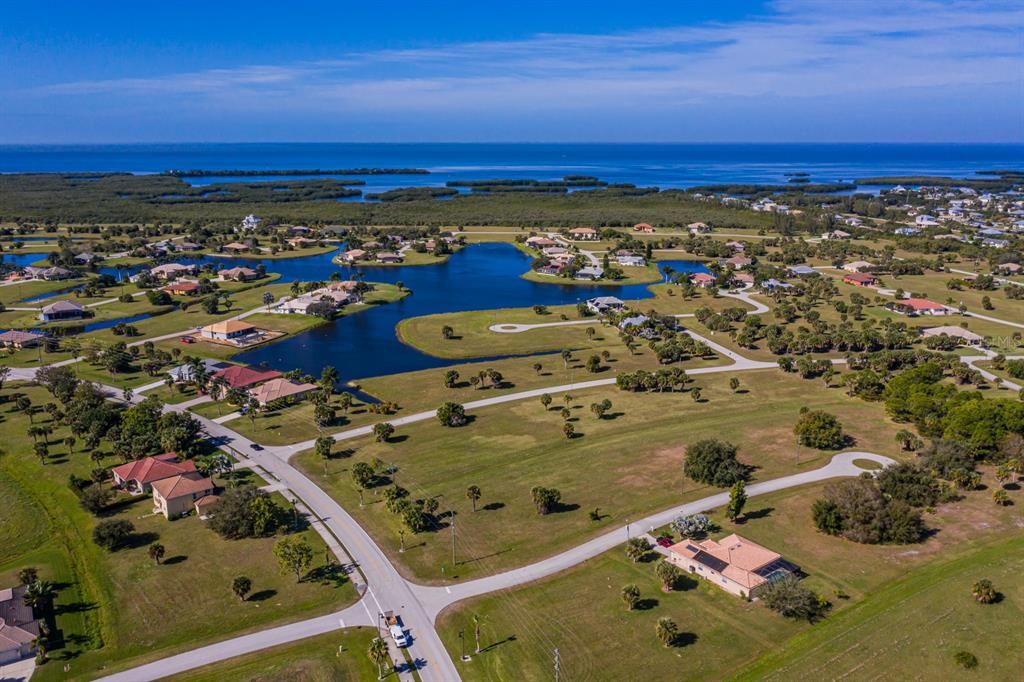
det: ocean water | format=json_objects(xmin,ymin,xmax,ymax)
[{"xmin": 0, "ymin": 143, "xmax": 1020, "ymax": 195}]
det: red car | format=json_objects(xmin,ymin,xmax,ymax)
[
  {"xmin": 179, "ymin": 335, "xmax": 195, "ymax": 344},
  {"xmin": 656, "ymin": 536, "xmax": 674, "ymax": 548}
]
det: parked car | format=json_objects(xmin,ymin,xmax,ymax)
[
  {"xmin": 179, "ymin": 335, "xmax": 195, "ymax": 344},
  {"xmin": 249, "ymin": 443, "xmax": 263, "ymax": 451},
  {"xmin": 656, "ymin": 536, "xmax": 674, "ymax": 548},
  {"xmin": 384, "ymin": 611, "xmax": 408, "ymax": 648}
]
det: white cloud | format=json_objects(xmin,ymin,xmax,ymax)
[{"xmin": 25, "ymin": 0, "xmax": 1024, "ymax": 139}]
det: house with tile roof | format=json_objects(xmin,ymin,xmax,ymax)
[
  {"xmin": 0, "ymin": 585, "xmax": 38, "ymax": 664},
  {"xmin": 111, "ymin": 453, "xmax": 197, "ymax": 495},
  {"xmin": 151, "ymin": 472, "xmax": 216, "ymax": 519},
  {"xmin": 667, "ymin": 534, "xmax": 800, "ymax": 598},
  {"xmin": 212, "ymin": 364, "xmax": 283, "ymax": 390},
  {"xmin": 39, "ymin": 300, "xmax": 86, "ymax": 322},
  {"xmin": 248, "ymin": 378, "xmax": 318, "ymax": 406}
]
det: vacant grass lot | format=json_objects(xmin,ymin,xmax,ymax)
[
  {"xmin": 295, "ymin": 369, "xmax": 907, "ymax": 583},
  {"xmin": 737, "ymin": 534, "xmax": 1024, "ymax": 681},
  {"xmin": 172, "ymin": 627, "xmax": 380, "ymax": 682},
  {"xmin": 0, "ymin": 384, "xmax": 356, "ymax": 681},
  {"xmin": 437, "ymin": 468, "xmax": 1024, "ymax": 681}
]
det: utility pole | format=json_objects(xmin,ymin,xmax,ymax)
[
  {"xmin": 451, "ymin": 514, "xmax": 457, "ymax": 565},
  {"xmin": 554, "ymin": 647, "xmax": 561, "ymax": 682}
]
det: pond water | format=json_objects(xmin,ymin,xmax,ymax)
[{"xmin": 233, "ymin": 242, "xmax": 709, "ymax": 385}]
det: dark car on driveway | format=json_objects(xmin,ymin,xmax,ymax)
[{"xmin": 656, "ymin": 536, "xmax": 674, "ymax": 548}]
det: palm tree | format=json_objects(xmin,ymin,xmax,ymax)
[
  {"xmin": 23, "ymin": 580, "xmax": 56, "ymax": 615},
  {"xmin": 621, "ymin": 584, "xmax": 640, "ymax": 611},
  {"xmin": 656, "ymin": 617, "xmax": 678, "ymax": 647},
  {"xmin": 65, "ymin": 436, "xmax": 76, "ymax": 455},
  {"xmin": 148, "ymin": 543, "xmax": 165, "ymax": 565},
  {"xmin": 466, "ymin": 485, "xmax": 482, "ymax": 512},
  {"xmin": 368, "ymin": 636, "xmax": 390, "ymax": 680},
  {"xmin": 232, "ymin": 576, "xmax": 252, "ymax": 602},
  {"xmin": 972, "ymin": 579, "xmax": 997, "ymax": 604}
]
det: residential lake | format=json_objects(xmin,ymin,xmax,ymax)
[{"xmin": 233, "ymin": 242, "xmax": 709, "ymax": 385}]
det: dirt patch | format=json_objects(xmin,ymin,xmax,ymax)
[{"xmin": 615, "ymin": 444, "xmax": 687, "ymax": 489}]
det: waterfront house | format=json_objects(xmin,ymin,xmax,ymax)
[
  {"xmin": 667, "ymin": 534, "xmax": 799, "ymax": 598},
  {"xmin": 23, "ymin": 265, "xmax": 75, "ymax": 281},
  {"xmin": 240, "ymin": 214, "xmax": 261, "ymax": 231},
  {"xmin": 199, "ymin": 319, "xmax": 260, "ymax": 343},
  {"xmin": 568, "ymin": 227, "xmax": 598, "ymax": 241},
  {"xmin": 176, "ymin": 241, "xmax": 202, "ymax": 252},
  {"xmin": 152, "ymin": 473, "xmax": 216, "ymax": 519},
  {"xmin": 163, "ymin": 280, "xmax": 201, "ymax": 296},
  {"xmin": 575, "ymin": 265, "xmax": 604, "ymax": 280},
  {"xmin": 525, "ymin": 236, "xmax": 558, "ymax": 248},
  {"xmin": 0, "ymin": 585, "xmax": 39, "ymax": 664},
  {"xmin": 167, "ymin": 358, "xmax": 231, "ymax": 383},
  {"xmin": 616, "ymin": 255, "xmax": 646, "ymax": 267},
  {"xmin": 842, "ymin": 272, "xmax": 878, "ymax": 287},
  {"xmin": 111, "ymin": 453, "xmax": 197, "ymax": 495},
  {"xmin": 586, "ymin": 296, "xmax": 624, "ymax": 314},
  {"xmin": 633, "ymin": 223, "xmax": 656, "ymax": 233},
  {"xmin": 894, "ymin": 227, "xmax": 921, "ymax": 236},
  {"xmin": 886, "ymin": 298, "xmax": 949, "ymax": 316},
  {"xmin": 921, "ymin": 325, "xmax": 984, "ymax": 346},
  {"xmin": 39, "ymin": 300, "xmax": 86, "ymax": 322},
  {"xmin": 691, "ymin": 272, "xmax": 717, "ymax": 288},
  {"xmin": 725, "ymin": 255, "xmax": 752, "ymax": 270},
  {"xmin": 0, "ymin": 330, "xmax": 45, "ymax": 349},
  {"xmin": 340, "ymin": 248, "xmax": 367, "ymax": 263},
  {"xmin": 376, "ymin": 252, "xmax": 404, "ymax": 264},
  {"xmin": 248, "ymin": 378, "xmax": 318, "ymax": 406},
  {"xmin": 219, "ymin": 266, "xmax": 259, "ymax": 282},
  {"xmin": 222, "ymin": 242, "xmax": 250, "ymax": 253},
  {"xmin": 150, "ymin": 263, "xmax": 197, "ymax": 280},
  {"xmin": 211, "ymin": 364, "xmax": 283, "ymax": 390},
  {"xmin": 287, "ymin": 237, "xmax": 318, "ymax": 248}
]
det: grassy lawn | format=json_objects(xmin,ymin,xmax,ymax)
[
  {"xmin": 436, "ymin": 467, "xmax": 1024, "ymax": 681},
  {"xmin": 294, "ymin": 369, "xmax": 907, "ymax": 583},
  {"xmin": 0, "ymin": 384, "xmax": 357, "ymax": 681},
  {"xmin": 396, "ymin": 284, "xmax": 760, "ymax": 360},
  {"xmin": 437, "ymin": 545, "xmax": 804, "ymax": 682},
  {"xmin": 736, "ymin": 534, "xmax": 1024, "ymax": 681},
  {"xmin": 336, "ymin": 248, "xmax": 456, "ymax": 269},
  {"xmin": 172, "ymin": 628, "xmax": 381, "ymax": 682},
  {"xmin": 0, "ymin": 278, "xmax": 86, "ymax": 305}
]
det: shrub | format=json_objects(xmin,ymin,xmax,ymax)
[
  {"xmin": 530, "ymin": 486, "xmax": 561, "ymax": 515},
  {"xmin": 436, "ymin": 401, "xmax": 468, "ymax": 427},
  {"xmin": 759, "ymin": 575, "xmax": 827, "ymax": 621},
  {"xmin": 875, "ymin": 463, "xmax": 940, "ymax": 507},
  {"xmin": 92, "ymin": 519, "xmax": 135, "ymax": 551},
  {"xmin": 683, "ymin": 439, "xmax": 749, "ymax": 487},
  {"xmin": 811, "ymin": 477, "xmax": 924, "ymax": 545},
  {"xmin": 794, "ymin": 410, "xmax": 846, "ymax": 449},
  {"xmin": 953, "ymin": 651, "xmax": 978, "ymax": 670},
  {"xmin": 207, "ymin": 485, "xmax": 281, "ymax": 539}
]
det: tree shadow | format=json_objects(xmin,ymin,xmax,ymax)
[
  {"xmin": 602, "ymin": 411, "xmax": 625, "ymax": 420},
  {"xmin": 481, "ymin": 502, "xmax": 505, "ymax": 511},
  {"xmin": 550, "ymin": 502, "xmax": 580, "ymax": 514},
  {"xmin": 669, "ymin": 632, "xmax": 698, "ymax": 648},
  {"xmin": 673, "ymin": 575, "xmax": 700, "ymax": 592},
  {"xmin": 743, "ymin": 506, "xmax": 774, "ymax": 521},
  {"xmin": 635, "ymin": 598, "xmax": 659, "ymax": 611},
  {"xmin": 387, "ymin": 435, "xmax": 410, "ymax": 444},
  {"xmin": 248, "ymin": 589, "xmax": 278, "ymax": 602},
  {"xmin": 124, "ymin": 531, "xmax": 161, "ymax": 550},
  {"xmin": 306, "ymin": 563, "xmax": 349, "ymax": 588},
  {"xmin": 162, "ymin": 555, "xmax": 188, "ymax": 565}
]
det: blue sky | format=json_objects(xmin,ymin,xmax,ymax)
[{"xmin": 2, "ymin": 0, "xmax": 1022, "ymax": 143}]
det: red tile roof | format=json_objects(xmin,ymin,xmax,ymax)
[
  {"xmin": 111, "ymin": 453, "xmax": 196, "ymax": 486},
  {"xmin": 212, "ymin": 365, "xmax": 283, "ymax": 389},
  {"xmin": 151, "ymin": 473, "xmax": 215, "ymax": 501},
  {"xmin": 898, "ymin": 298, "xmax": 946, "ymax": 311}
]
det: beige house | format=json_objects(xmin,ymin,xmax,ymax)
[
  {"xmin": 921, "ymin": 325, "xmax": 985, "ymax": 347},
  {"xmin": 667, "ymin": 534, "xmax": 799, "ymax": 598},
  {"xmin": 200, "ymin": 320, "xmax": 258, "ymax": 343},
  {"xmin": 248, "ymin": 378, "xmax": 318, "ymax": 406},
  {"xmin": 151, "ymin": 473, "xmax": 216, "ymax": 519},
  {"xmin": 568, "ymin": 227, "xmax": 598, "ymax": 241}
]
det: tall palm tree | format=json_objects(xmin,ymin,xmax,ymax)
[
  {"xmin": 23, "ymin": 580, "xmax": 56, "ymax": 615},
  {"xmin": 148, "ymin": 543, "xmax": 166, "ymax": 565},
  {"xmin": 368, "ymin": 637, "xmax": 390, "ymax": 680},
  {"xmin": 466, "ymin": 485, "xmax": 482, "ymax": 512}
]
